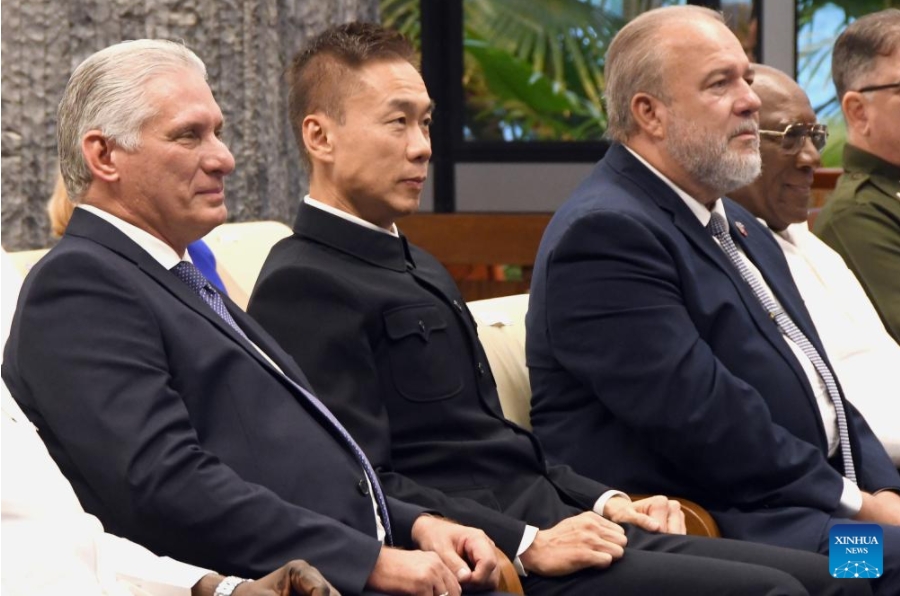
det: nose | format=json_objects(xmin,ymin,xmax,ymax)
[
  {"xmin": 408, "ymin": 124, "xmax": 432, "ymax": 163},
  {"xmin": 205, "ymin": 135, "xmax": 236, "ymax": 176},
  {"xmin": 736, "ymin": 79, "xmax": 762, "ymax": 118},
  {"xmin": 796, "ymin": 135, "xmax": 822, "ymax": 168}
]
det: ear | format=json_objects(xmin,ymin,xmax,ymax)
[
  {"xmin": 81, "ymin": 131, "xmax": 119, "ymax": 183},
  {"xmin": 302, "ymin": 113, "xmax": 336, "ymax": 165},
  {"xmin": 841, "ymin": 91, "xmax": 870, "ymax": 135},
  {"xmin": 631, "ymin": 92, "xmax": 666, "ymax": 139}
]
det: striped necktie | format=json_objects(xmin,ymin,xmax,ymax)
[{"xmin": 707, "ymin": 212, "xmax": 856, "ymax": 482}]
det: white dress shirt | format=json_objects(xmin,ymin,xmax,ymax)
[
  {"xmin": 625, "ymin": 147, "xmax": 861, "ymax": 515},
  {"xmin": 773, "ymin": 223, "xmax": 900, "ymax": 465}
]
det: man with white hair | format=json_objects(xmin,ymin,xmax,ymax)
[
  {"xmin": 2, "ymin": 39, "xmax": 502, "ymax": 596},
  {"xmin": 527, "ymin": 5, "xmax": 900, "ymax": 594},
  {"xmin": 1, "ymin": 256, "xmax": 338, "ymax": 596}
]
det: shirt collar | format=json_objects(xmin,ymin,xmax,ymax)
[
  {"xmin": 622, "ymin": 145, "xmax": 725, "ymax": 227},
  {"xmin": 304, "ymin": 196, "xmax": 400, "ymax": 237},
  {"xmin": 77, "ymin": 205, "xmax": 188, "ymax": 270}
]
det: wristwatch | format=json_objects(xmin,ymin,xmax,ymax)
[{"xmin": 214, "ymin": 576, "xmax": 250, "ymax": 596}]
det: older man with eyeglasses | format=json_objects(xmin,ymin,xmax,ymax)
[
  {"xmin": 813, "ymin": 9, "xmax": 900, "ymax": 343},
  {"xmin": 729, "ymin": 64, "xmax": 900, "ymax": 468}
]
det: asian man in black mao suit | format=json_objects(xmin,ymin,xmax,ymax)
[{"xmin": 248, "ymin": 20, "xmax": 868, "ymax": 596}]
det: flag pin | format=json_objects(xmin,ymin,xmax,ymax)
[{"xmin": 735, "ymin": 221, "xmax": 748, "ymax": 237}]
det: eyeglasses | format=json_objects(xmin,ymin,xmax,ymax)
[
  {"xmin": 855, "ymin": 81, "xmax": 900, "ymax": 94},
  {"xmin": 759, "ymin": 123, "xmax": 828, "ymax": 154}
]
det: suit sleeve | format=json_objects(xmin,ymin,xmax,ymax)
[
  {"xmin": 4, "ymin": 252, "xmax": 381, "ymax": 595},
  {"xmin": 543, "ymin": 211, "xmax": 847, "ymax": 512},
  {"xmin": 543, "ymin": 462, "xmax": 614, "ymax": 509},
  {"xmin": 249, "ymin": 263, "xmax": 529, "ymax": 558}
]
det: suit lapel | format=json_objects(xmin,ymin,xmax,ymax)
[
  {"xmin": 607, "ymin": 148, "xmax": 823, "ymax": 414},
  {"xmin": 670, "ymin": 199, "xmax": 802, "ymax": 367},
  {"xmin": 65, "ymin": 210, "xmax": 315, "ymax": 392},
  {"xmin": 609, "ymin": 147, "xmax": 776, "ymax": 322},
  {"xmin": 608, "ymin": 146, "xmax": 744, "ymax": 283},
  {"xmin": 731, "ymin": 221, "xmax": 828, "ymax": 356},
  {"xmin": 226, "ymin": 302, "xmax": 316, "ymax": 389},
  {"xmin": 728, "ymin": 210, "xmax": 837, "ymax": 387}
]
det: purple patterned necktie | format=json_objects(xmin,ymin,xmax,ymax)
[
  {"xmin": 707, "ymin": 213, "xmax": 856, "ymax": 482},
  {"xmin": 170, "ymin": 259, "xmax": 394, "ymax": 542},
  {"xmin": 171, "ymin": 261, "xmax": 247, "ymax": 339}
]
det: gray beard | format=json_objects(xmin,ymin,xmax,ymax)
[{"xmin": 665, "ymin": 117, "xmax": 761, "ymax": 197}]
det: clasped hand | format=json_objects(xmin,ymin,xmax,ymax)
[
  {"xmin": 367, "ymin": 515, "xmax": 500, "ymax": 595},
  {"xmin": 519, "ymin": 495, "xmax": 686, "ymax": 576}
]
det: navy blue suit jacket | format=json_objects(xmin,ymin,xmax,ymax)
[
  {"xmin": 527, "ymin": 143, "xmax": 900, "ymax": 551},
  {"xmin": 2, "ymin": 209, "xmax": 424, "ymax": 594}
]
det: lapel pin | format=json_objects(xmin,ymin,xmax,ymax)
[{"xmin": 735, "ymin": 221, "xmax": 749, "ymax": 237}]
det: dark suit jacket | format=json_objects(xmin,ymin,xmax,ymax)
[
  {"xmin": 248, "ymin": 202, "xmax": 612, "ymax": 558},
  {"xmin": 526, "ymin": 143, "xmax": 900, "ymax": 551},
  {"xmin": 1, "ymin": 209, "xmax": 425, "ymax": 595}
]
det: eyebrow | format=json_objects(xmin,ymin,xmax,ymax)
[
  {"xmin": 701, "ymin": 65, "xmax": 751, "ymax": 86},
  {"xmin": 170, "ymin": 112, "xmax": 225, "ymax": 128},
  {"xmin": 386, "ymin": 98, "xmax": 436, "ymax": 113}
]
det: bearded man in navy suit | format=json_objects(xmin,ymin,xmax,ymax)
[{"xmin": 527, "ymin": 5, "xmax": 900, "ymax": 595}]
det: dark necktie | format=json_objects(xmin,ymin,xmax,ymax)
[
  {"xmin": 707, "ymin": 212, "xmax": 856, "ymax": 483},
  {"xmin": 170, "ymin": 260, "xmax": 394, "ymax": 543},
  {"xmin": 171, "ymin": 261, "xmax": 247, "ymax": 339}
]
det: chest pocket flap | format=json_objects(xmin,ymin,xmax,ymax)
[
  {"xmin": 384, "ymin": 304, "xmax": 448, "ymax": 343},
  {"xmin": 382, "ymin": 304, "xmax": 462, "ymax": 401}
]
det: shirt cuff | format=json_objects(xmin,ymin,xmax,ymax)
[
  {"xmin": 835, "ymin": 477, "xmax": 863, "ymax": 517},
  {"xmin": 513, "ymin": 525, "xmax": 539, "ymax": 576},
  {"xmin": 593, "ymin": 490, "xmax": 630, "ymax": 517}
]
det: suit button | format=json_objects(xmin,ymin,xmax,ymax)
[
  {"xmin": 453, "ymin": 299, "xmax": 463, "ymax": 312},
  {"xmin": 477, "ymin": 362, "xmax": 486, "ymax": 376},
  {"xmin": 418, "ymin": 320, "xmax": 426, "ymax": 332},
  {"xmin": 358, "ymin": 478, "xmax": 370, "ymax": 496}
]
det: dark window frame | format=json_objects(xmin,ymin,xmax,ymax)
[{"xmin": 420, "ymin": 0, "xmax": 759, "ymax": 211}]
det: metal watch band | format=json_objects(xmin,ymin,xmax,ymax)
[{"xmin": 214, "ymin": 575, "xmax": 250, "ymax": 596}]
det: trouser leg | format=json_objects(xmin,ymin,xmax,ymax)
[{"xmin": 520, "ymin": 525, "xmax": 870, "ymax": 596}]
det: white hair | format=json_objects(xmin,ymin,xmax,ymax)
[
  {"xmin": 57, "ymin": 39, "xmax": 207, "ymax": 200},
  {"xmin": 604, "ymin": 5, "xmax": 723, "ymax": 143}
]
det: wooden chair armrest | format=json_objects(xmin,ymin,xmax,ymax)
[
  {"xmin": 496, "ymin": 547, "xmax": 525, "ymax": 594},
  {"xmin": 629, "ymin": 494, "xmax": 721, "ymax": 538}
]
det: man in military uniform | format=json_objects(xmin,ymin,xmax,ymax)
[{"xmin": 814, "ymin": 9, "xmax": 900, "ymax": 342}]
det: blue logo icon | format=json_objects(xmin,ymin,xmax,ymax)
[{"xmin": 829, "ymin": 524, "xmax": 883, "ymax": 579}]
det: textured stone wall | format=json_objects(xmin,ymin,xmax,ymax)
[{"xmin": 1, "ymin": 0, "xmax": 379, "ymax": 250}]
